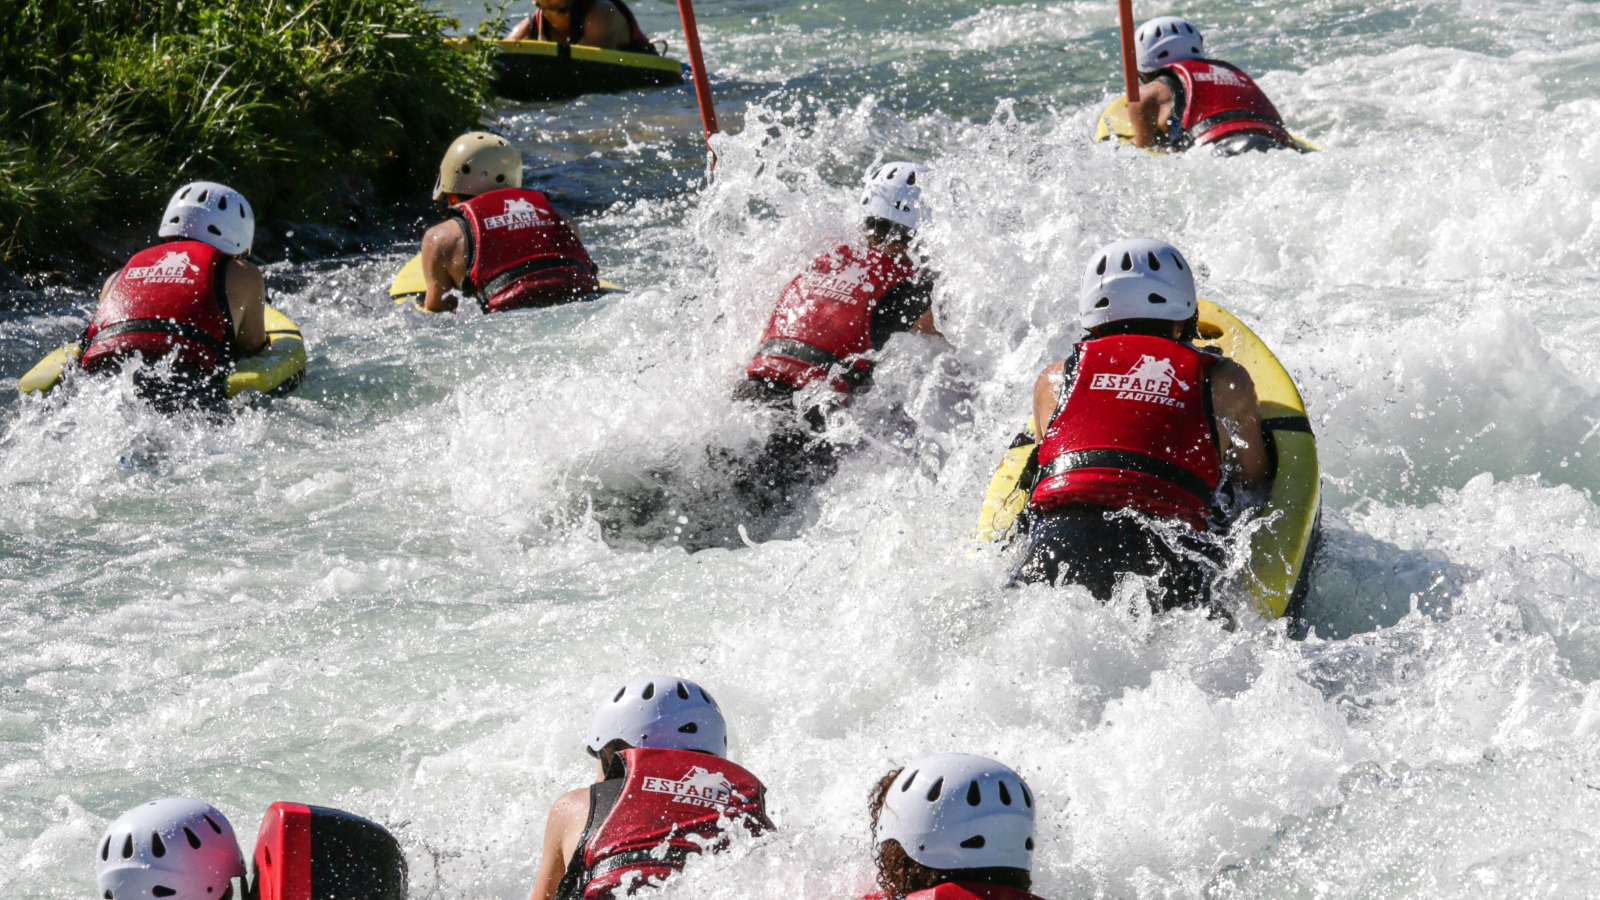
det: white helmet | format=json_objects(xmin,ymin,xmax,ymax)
[
  {"xmin": 860, "ymin": 161, "xmax": 928, "ymax": 232},
  {"xmin": 96, "ymin": 798, "xmax": 247, "ymax": 900},
  {"xmin": 158, "ymin": 182, "xmax": 255, "ymax": 256},
  {"xmin": 587, "ymin": 675, "xmax": 728, "ymax": 757},
  {"xmin": 1135, "ymin": 16, "xmax": 1204, "ymax": 73},
  {"xmin": 1079, "ymin": 237, "xmax": 1197, "ymax": 330},
  {"xmin": 875, "ymin": 754, "xmax": 1036, "ymax": 871}
]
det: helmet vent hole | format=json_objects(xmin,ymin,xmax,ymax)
[
  {"xmin": 197, "ymin": 191, "xmax": 208, "ymax": 203},
  {"xmin": 207, "ymin": 225, "xmax": 222, "ymax": 236},
  {"xmin": 203, "ymin": 815, "xmax": 221, "ymax": 834},
  {"xmin": 700, "ymin": 687, "xmax": 714, "ymax": 703},
  {"xmin": 105, "ymin": 892, "xmax": 113, "ymax": 899},
  {"xmin": 461, "ymin": 165, "xmax": 471, "ymax": 174},
  {"xmin": 906, "ymin": 172, "xmax": 916, "ymax": 186},
  {"xmin": 1158, "ymin": 50, "xmax": 1170, "ymax": 59},
  {"xmin": 900, "ymin": 770, "xmax": 919, "ymax": 792},
  {"xmin": 121, "ymin": 835, "xmax": 133, "ymax": 859},
  {"xmin": 925, "ymin": 777, "xmax": 944, "ymax": 802},
  {"xmin": 998, "ymin": 781, "xmax": 1012, "ymax": 805},
  {"xmin": 966, "ymin": 780, "xmax": 981, "ymax": 806},
  {"xmin": 169, "ymin": 216, "xmax": 180, "ymax": 224},
  {"xmin": 1120, "ymin": 253, "xmax": 1133, "ymax": 271},
  {"xmin": 1148, "ymin": 293, "xmax": 1168, "ymax": 304},
  {"xmin": 960, "ymin": 835, "xmax": 985, "ymax": 849},
  {"xmin": 184, "ymin": 826, "xmax": 201, "ymax": 849},
  {"xmin": 676, "ymin": 682, "xmax": 689, "ymax": 700},
  {"xmin": 101, "ymin": 837, "xmax": 110, "ymax": 861},
  {"xmin": 642, "ymin": 682, "xmax": 655, "ymax": 700},
  {"xmin": 1026, "ymin": 837, "xmax": 1035, "ymax": 850},
  {"xmin": 217, "ymin": 197, "xmax": 227, "ymax": 210},
  {"xmin": 1095, "ymin": 297, "xmax": 1110, "ymax": 308},
  {"xmin": 678, "ymin": 722, "xmax": 698, "ymax": 733},
  {"xmin": 1171, "ymin": 254, "xmax": 1184, "ymax": 270},
  {"xmin": 613, "ymin": 687, "xmax": 627, "ymax": 702},
  {"xmin": 152, "ymin": 888, "xmax": 176, "ymax": 898},
  {"xmin": 1147, "ymin": 252, "xmax": 1160, "ymax": 270},
  {"xmin": 496, "ymin": 174, "xmax": 506, "ymax": 183},
  {"xmin": 179, "ymin": 188, "xmax": 190, "ymax": 199},
  {"xmin": 1021, "ymin": 783, "xmax": 1033, "ymax": 808},
  {"xmin": 1096, "ymin": 256, "xmax": 1107, "ymax": 275},
  {"xmin": 151, "ymin": 832, "xmax": 166, "ymax": 857},
  {"xmin": 887, "ymin": 168, "xmax": 898, "ymax": 180}
]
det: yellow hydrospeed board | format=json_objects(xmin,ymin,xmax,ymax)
[
  {"xmin": 975, "ymin": 299, "xmax": 1320, "ymax": 620},
  {"xmin": 1094, "ymin": 95, "xmax": 1321, "ymax": 153},
  {"xmin": 17, "ymin": 305, "xmax": 307, "ymax": 399}
]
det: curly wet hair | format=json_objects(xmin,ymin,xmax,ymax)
[{"xmin": 868, "ymin": 767, "xmax": 1031, "ymax": 899}]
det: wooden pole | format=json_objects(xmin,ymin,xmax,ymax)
[
  {"xmin": 676, "ymin": 0, "xmax": 719, "ymax": 167},
  {"xmin": 1118, "ymin": 0, "xmax": 1140, "ymax": 105}
]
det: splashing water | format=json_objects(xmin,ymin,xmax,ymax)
[{"xmin": 4, "ymin": 0, "xmax": 1600, "ymax": 897}]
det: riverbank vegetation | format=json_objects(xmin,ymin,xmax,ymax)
[{"xmin": 1, "ymin": 0, "xmax": 495, "ymax": 271}]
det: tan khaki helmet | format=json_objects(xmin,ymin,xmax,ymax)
[{"xmin": 433, "ymin": 132, "xmax": 523, "ymax": 200}]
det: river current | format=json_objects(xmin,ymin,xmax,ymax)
[{"xmin": 5, "ymin": 0, "xmax": 1600, "ymax": 897}]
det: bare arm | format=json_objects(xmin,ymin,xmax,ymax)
[
  {"xmin": 1031, "ymin": 360, "xmax": 1066, "ymax": 441},
  {"xmin": 577, "ymin": 0, "xmax": 632, "ymax": 48},
  {"xmin": 225, "ymin": 260, "xmax": 267, "ymax": 353},
  {"xmin": 1129, "ymin": 78, "xmax": 1175, "ymax": 149},
  {"xmin": 908, "ymin": 308, "xmax": 941, "ymax": 339},
  {"xmin": 421, "ymin": 218, "xmax": 469, "ymax": 313},
  {"xmin": 528, "ymin": 787, "xmax": 592, "ymax": 900},
  {"xmin": 1209, "ymin": 358, "xmax": 1270, "ymax": 494},
  {"xmin": 507, "ymin": 16, "xmax": 533, "ymax": 40}
]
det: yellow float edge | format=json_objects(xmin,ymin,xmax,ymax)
[
  {"xmin": 444, "ymin": 37, "xmax": 685, "ymax": 74},
  {"xmin": 1094, "ymin": 95, "xmax": 1321, "ymax": 153},
  {"xmin": 17, "ymin": 305, "xmax": 306, "ymax": 399},
  {"xmin": 388, "ymin": 253, "xmax": 625, "ymax": 309}
]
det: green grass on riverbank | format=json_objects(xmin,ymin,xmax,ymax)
[{"xmin": 1, "ymin": 0, "xmax": 495, "ymax": 271}]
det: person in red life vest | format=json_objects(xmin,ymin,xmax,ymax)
[
  {"xmin": 866, "ymin": 754, "xmax": 1048, "ymax": 900},
  {"xmin": 81, "ymin": 181, "xmax": 267, "ymax": 403},
  {"xmin": 529, "ymin": 675, "xmax": 772, "ymax": 900},
  {"xmin": 1126, "ymin": 16, "xmax": 1296, "ymax": 156},
  {"xmin": 420, "ymin": 132, "xmax": 599, "ymax": 314},
  {"xmin": 1010, "ymin": 238, "xmax": 1269, "ymax": 610},
  {"xmin": 506, "ymin": 0, "xmax": 657, "ymax": 53},
  {"xmin": 728, "ymin": 163, "xmax": 943, "ymax": 515},
  {"xmin": 741, "ymin": 161, "xmax": 942, "ymax": 407}
]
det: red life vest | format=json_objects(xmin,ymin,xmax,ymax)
[
  {"xmin": 535, "ymin": 0, "xmax": 655, "ymax": 53},
  {"xmin": 452, "ymin": 188, "xmax": 598, "ymax": 313},
  {"xmin": 1165, "ymin": 59, "xmax": 1293, "ymax": 148},
  {"xmin": 746, "ymin": 244, "xmax": 916, "ymax": 393},
  {"xmin": 905, "ymin": 884, "xmax": 1051, "ymax": 900},
  {"xmin": 557, "ymin": 748, "xmax": 771, "ymax": 900},
  {"xmin": 80, "ymin": 240, "xmax": 234, "ymax": 375},
  {"xmin": 1030, "ymin": 335, "xmax": 1221, "ymax": 531}
]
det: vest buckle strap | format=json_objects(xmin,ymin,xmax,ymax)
[
  {"xmin": 481, "ymin": 256, "xmax": 595, "ymax": 298},
  {"xmin": 85, "ymin": 317, "xmax": 228, "ymax": 359},
  {"xmin": 1190, "ymin": 108, "xmax": 1283, "ymax": 136},
  {"xmin": 1038, "ymin": 448, "xmax": 1214, "ymax": 502},
  {"xmin": 754, "ymin": 338, "xmax": 869, "ymax": 388}
]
